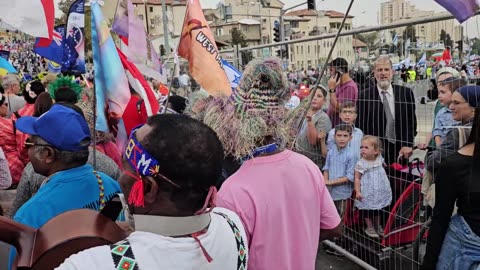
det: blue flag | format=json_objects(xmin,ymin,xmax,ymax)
[
  {"xmin": 0, "ymin": 50, "xmax": 10, "ymax": 60},
  {"xmin": 434, "ymin": 0, "xmax": 478, "ymax": 23},
  {"xmin": 34, "ymin": 25, "xmax": 65, "ymax": 64},
  {"xmin": 0, "ymin": 57, "xmax": 17, "ymax": 76},
  {"xmin": 221, "ymin": 60, "xmax": 242, "ymax": 90},
  {"xmin": 62, "ymin": 0, "xmax": 85, "ymax": 73}
]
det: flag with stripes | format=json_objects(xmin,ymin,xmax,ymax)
[
  {"xmin": 392, "ymin": 34, "xmax": 398, "ymax": 46},
  {"xmin": 221, "ymin": 60, "xmax": 242, "ymax": 90},
  {"xmin": 417, "ymin": 53, "xmax": 427, "ymax": 67},
  {"xmin": 91, "ymin": 1, "xmax": 131, "ymax": 132}
]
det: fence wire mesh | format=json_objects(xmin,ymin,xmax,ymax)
[{"xmin": 255, "ymin": 20, "xmax": 474, "ymax": 269}]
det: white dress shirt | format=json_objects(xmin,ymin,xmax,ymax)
[{"xmin": 377, "ymin": 84, "xmax": 395, "ymax": 120}]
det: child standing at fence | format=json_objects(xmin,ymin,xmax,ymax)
[
  {"xmin": 326, "ymin": 101, "xmax": 364, "ymax": 159},
  {"xmin": 323, "ymin": 124, "xmax": 357, "ymax": 219},
  {"xmin": 432, "ymin": 76, "xmax": 465, "ymax": 146},
  {"xmin": 354, "ymin": 135, "xmax": 392, "ymax": 238}
]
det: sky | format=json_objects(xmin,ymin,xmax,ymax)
[
  {"xmin": 53, "ymin": 0, "xmax": 480, "ymax": 38},
  {"xmin": 200, "ymin": 0, "xmax": 480, "ymax": 38}
]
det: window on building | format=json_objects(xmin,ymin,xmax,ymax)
[
  {"xmin": 296, "ymin": 46, "xmax": 299, "ymax": 54},
  {"xmin": 263, "ymin": 19, "xmax": 267, "ymax": 23},
  {"xmin": 242, "ymin": 25, "xmax": 248, "ymax": 32},
  {"xmin": 138, "ymin": 14, "xmax": 144, "ymax": 20},
  {"xmin": 216, "ymin": 28, "xmax": 224, "ymax": 36},
  {"xmin": 307, "ymin": 45, "xmax": 310, "ymax": 54},
  {"xmin": 290, "ymin": 21, "xmax": 299, "ymax": 28},
  {"xmin": 149, "ymin": 7, "xmax": 153, "ymax": 12},
  {"xmin": 301, "ymin": 46, "xmax": 303, "ymax": 54}
]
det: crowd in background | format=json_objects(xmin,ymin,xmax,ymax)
[{"xmin": 0, "ymin": 49, "xmax": 478, "ymax": 269}]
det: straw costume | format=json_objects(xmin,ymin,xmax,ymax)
[{"xmin": 189, "ymin": 57, "xmax": 295, "ymax": 160}]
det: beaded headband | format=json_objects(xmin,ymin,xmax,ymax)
[{"xmin": 124, "ymin": 124, "xmax": 180, "ymax": 207}]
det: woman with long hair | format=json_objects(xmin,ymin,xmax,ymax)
[{"xmin": 423, "ymin": 85, "xmax": 480, "ymax": 269}]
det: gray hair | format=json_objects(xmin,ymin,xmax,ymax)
[
  {"xmin": 1, "ymin": 74, "xmax": 19, "ymax": 89},
  {"xmin": 374, "ymin": 55, "xmax": 393, "ymax": 69},
  {"xmin": 33, "ymin": 136, "xmax": 89, "ymax": 165}
]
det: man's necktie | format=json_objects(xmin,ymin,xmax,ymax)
[{"xmin": 382, "ymin": 91, "xmax": 396, "ymax": 143}]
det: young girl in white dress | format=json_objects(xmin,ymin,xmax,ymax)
[{"xmin": 354, "ymin": 135, "xmax": 392, "ymax": 238}]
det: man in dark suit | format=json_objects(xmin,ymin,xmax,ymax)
[{"xmin": 357, "ymin": 55, "xmax": 417, "ymax": 165}]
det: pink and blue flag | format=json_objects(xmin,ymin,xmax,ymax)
[
  {"xmin": 91, "ymin": 1, "xmax": 131, "ymax": 132},
  {"xmin": 112, "ymin": 0, "xmax": 161, "ymax": 73},
  {"xmin": 434, "ymin": 0, "xmax": 479, "ymax": 23}
]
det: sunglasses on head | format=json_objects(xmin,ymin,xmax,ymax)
[{"xmin": 24, "ymin": 138, "xmax": 51, "ymax": 149}]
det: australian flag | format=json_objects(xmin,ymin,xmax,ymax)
[{"xmin": 33, "ymin": 25, "xmax": 65, "ymax": 64}]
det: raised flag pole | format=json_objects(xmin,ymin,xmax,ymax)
[
  {"xmin": 92, "ymin": 76, "xmax": 97, "ymax": 170},
  {"xmin": 163, "ymin": 61, "xmax": 177, "ymax": 114},
  {"xmin": 87, "ymin": 0, "xmax": 98, "ymax": 170},
  {"xmin": 294, "ymin": 0, "xmax": 355, "ymax": 132}
]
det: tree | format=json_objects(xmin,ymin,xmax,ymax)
[
  {"xmin": 439, "ymin": 29, "xmax": 453, "ymax": 48},
  {"xmin": 231, "ymin": 27, "xmax": 253, "ymax": 65},
  {"xmin": 445, "ymin": 34, "xmax": 453, "ymax": 49},
  {"xmin": 356, "ymin": 32, "xmax": 378, "ymax": 49},
  {"xmin": 471, "ymin": 38, "xmax": 480, "ymax": 55},
  {"xmin": 402, "ymin": 25, "xmax": 417, "ymax": 42}
]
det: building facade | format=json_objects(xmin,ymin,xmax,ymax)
[
  {"xmin": 221, "ymin": 0, "xmax": 283, "ymax": 44},
  {"xmin": 284, "ymin": 9, "xmax": 355, "ymax": 70},
  {"xmin": 101, "ymin": 0, "xmax": 187, "ymax": 54},
  {"xmin": 379, "ymin": 0, "xmax": 462, "ymax": 44}
]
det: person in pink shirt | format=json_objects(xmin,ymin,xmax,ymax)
[
  {"xmin": 327, "ymin": 58, "xmax": 359, "ymax": 126},
  {"xmin": 194, "ymin": 57, "xmax": 342, "ymax": 269}
]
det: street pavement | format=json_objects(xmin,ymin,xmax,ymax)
[{"xmin": 316, "ymin": 246, "xmax": 363, "ymax": 270}]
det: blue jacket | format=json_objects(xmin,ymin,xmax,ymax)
[{"xmin": 9, "ymin": 164, "xmax": 121, "ymax": 269}]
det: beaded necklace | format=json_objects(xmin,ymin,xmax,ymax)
[{"xmin": 93, "ymin": 171, "xmax": 106, "ymax": 211}]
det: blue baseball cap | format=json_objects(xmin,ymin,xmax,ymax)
[{"xmin": 15, "ymin": 104, "xmax": 91, "ymax": 151}]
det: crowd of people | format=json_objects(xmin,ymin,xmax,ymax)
[{"xmin": 0, "ymin": 49, "xmax": 478, "ymax": 270}]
